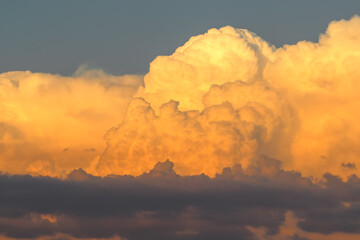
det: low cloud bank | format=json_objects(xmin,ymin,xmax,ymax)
[{"xmin": 1, "ymin": 158, "xmax": 360, "ymax": 240}]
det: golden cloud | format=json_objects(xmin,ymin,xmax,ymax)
[
  {"xmin": 0, "ymin": 68, "xmax": 143, "ymax": 176},
  {"xmin": 97, "ymin": 15, "xmax": 360, "ymax": 178},
  {"xmin": 1, "ymin": 16, "xmax": 360, "ymax": 179}
]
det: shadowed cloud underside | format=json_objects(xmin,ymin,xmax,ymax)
[{"xmin": 1, "ymin": 158, "xmax": 360, "ymax": 240}]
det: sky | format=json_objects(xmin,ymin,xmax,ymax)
[
  {"xmin": 1, "ymin": 1, "xmax": 360, "ymax": 240},
  {"xmin": 1, "ymin": 0, "xmax": 360, "ymax": 75}
]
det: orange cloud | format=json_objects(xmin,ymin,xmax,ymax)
[
  {"xmin": 138, "ymin": 26, "xmax": 275, "ymax": 112},
  {"xmin": 96, "ymin": 98, "xmax": 260, "ymax": 176},
  {"xmin": 264, "ymin": 15, "xmax": 360, "ymax": 177},
  {"xmin": 0, "ymin": 68, "xmax": 143, "ymax": 176},
  {"xmin": 2, "ymin": 16, "xmax": 360, "ymax": 180},
  {"xmin": 95, "ymin": 15, "xmax": 360, "ymax": 178}
]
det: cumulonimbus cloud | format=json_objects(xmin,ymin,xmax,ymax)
[
  {"xmin": 1, "ymin": 16, "xmax": 360, "ymax": 180},
  {"xmin": 96, "ymin": 15, "xmax": 360, "ymax": 178},
  {"xmin": 138, "ymin": 26, "xmax": 275, "ymax": 112}
]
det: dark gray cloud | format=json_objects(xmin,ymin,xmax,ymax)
[
  {"xmin": 287, "ymin": 234, "xmax": 310, "ymax": 240},
  {"xmin": 0, "ymin": 156, "xmax": 360, "ymax": 239},
  {"xmin": 342, "ymin": 162, "xmax": 357, "ymax": 169}
]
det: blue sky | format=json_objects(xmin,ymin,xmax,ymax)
[{"xmin": 1, "ymin": 0, "xmax": 360, "ymax": 75}]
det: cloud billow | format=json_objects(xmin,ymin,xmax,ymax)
[{"xmin": 96, "ymin": 15, "xmax": 360, "ymax": 179}]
